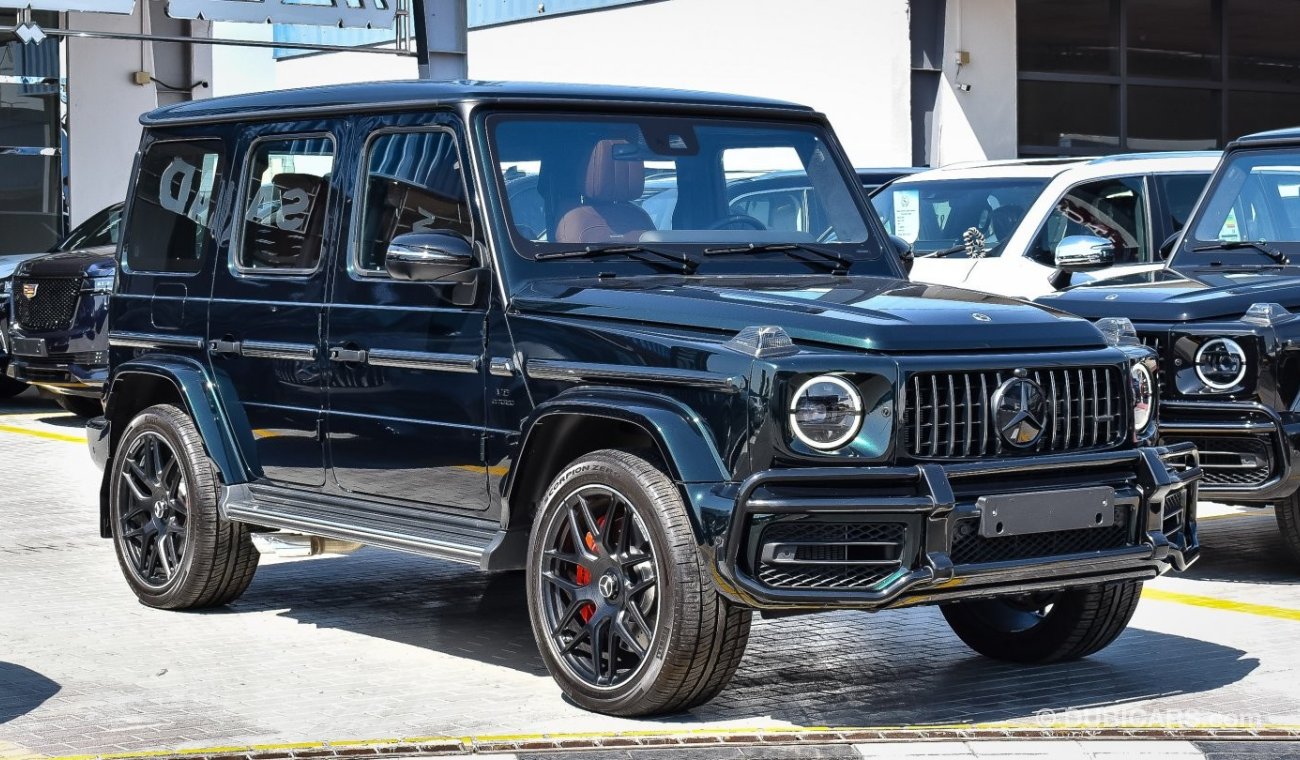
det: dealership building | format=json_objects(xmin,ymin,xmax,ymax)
[{"xmin": 4, "ymin": 0, "xmax": 1300, "ymax": 254}]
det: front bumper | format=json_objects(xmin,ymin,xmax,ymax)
[
  {"xmin": 6, "ymin": 354, "xmax": 107, "ymax": 397},
  {"xmin": 1159, "ymin": 400, "xmax": 1300, "ymax": 504},
  {"xmin": 715, "ymin": 444, "xmax": 1200, "ymax": 611}
]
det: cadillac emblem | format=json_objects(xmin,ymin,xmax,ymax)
[
  {"xmin": 21, "ymin": 283, "xmax": 38, "ymax": 299},
  {"xmin": 990, "ymin": 375, "xmax": 1048, "ymax": 448}
]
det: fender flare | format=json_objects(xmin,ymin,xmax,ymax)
[
  {"xmin": 503, "ymin": 387, "xmax": 731, "ymax": 510},
  {"xmin": 104, "ymin": 356, "xmax": 255, "ymax": 486}
]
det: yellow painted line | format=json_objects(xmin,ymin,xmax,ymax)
[
  {"xmin": 46, "ymin": 723, "xmax": 1300, "ymax": 760},
  {"xmin": 1198, "ymin": 510, "xmax": 1274, "ymax": 521},
  {"xmin": 0, "ymin": 424, "xmax": 86, "ymax": 444},
  {"xmin": 455, "ymin": 464, "xmax": 510, "ymax": 477},
  {"xmin": 1144, "ymin": 587, "xmax": 1300, "ymax": 622}
]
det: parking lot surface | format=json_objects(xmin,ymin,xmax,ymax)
[{"xmin": 2, "ymin": 391, "xmax": 1299, "ymax": 759}]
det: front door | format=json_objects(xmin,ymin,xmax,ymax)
[
  {"xmin": 207, "ymin": 126, "xmax": 341, "ymax": 487},
  {"xmin": 325, "ymin": 116, "xmax": 489, "ymax": 512}
]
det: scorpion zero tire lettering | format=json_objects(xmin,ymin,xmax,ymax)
[
  {"xmin": 940, "ymin": 580, "xmax": 1142, "ymax": 663},
  {"xmin": 109, "ymin": 404, "xmax": 259, "ymax": 609},
  {"xmin": 526, "ymin": 449, "xmax": 751, "ymax": 716}
]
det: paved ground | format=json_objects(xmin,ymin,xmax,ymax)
[{"xmin": 1, "ymin": 389, "xmax": 1299, "ymax": 760}]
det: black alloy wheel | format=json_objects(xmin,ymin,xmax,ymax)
[
  {"xmin": 526, "ymin": 449, "xmax": 751, "ymax": 717},
  {"xmin": 538, "ymin": 483, "xmax": 659, "ymax": 689},
  {"xmin": 117, "ymin": 430, "xmax": 189, "ymax": 588},
  {"xmin": 110, "ymin": 404, "xmax": 259, "ymax": 609}
]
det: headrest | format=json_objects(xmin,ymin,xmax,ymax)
[
  {"xmin": 271, "ymin": 172, "xmax": 325, "ymax": 198},
  {"xmin": 584, "ymin": 139, "xmax": 644, "ymax": 204}
]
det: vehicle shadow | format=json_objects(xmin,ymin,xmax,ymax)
[
  {"xmin": 232, "ymin": 547, "xmax": 1259, "ymax": 727},
  {"xmin": 1183, "ymin": 512, "xmax": 1300, "ymax": 586},
  {"xmin": 28, "ymin": 414, "xmax": 87, "ymax": 430},
  {"xmin": 0, "ymin": 390, "xmax": 58, "ymax": 416},
  {"xmin": 0, "ymin": 662, "xmax": 60, "ymax": 725}
]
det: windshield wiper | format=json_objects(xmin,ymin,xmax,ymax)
[
  {"xmin": 917, "ymin": 243, "xmax": 967, "ymax": 259},
  {"xmin": 535, "ymin": 244, "xmax": 698, "ymax": 274},
  {"xmin": 702, "ymin": 242, "xmax": 850, "ymax": 274},
  {"xmin": 1190, "ymin": 239, "xmax": 1291, "ymax": 265}
]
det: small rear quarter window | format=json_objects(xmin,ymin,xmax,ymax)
[{"xmin": 123, "ymin": 139, "xmax": 224, "ymax": 274}]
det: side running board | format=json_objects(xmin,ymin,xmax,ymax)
[{"xmin": 221, "ymin": 483, "xmax": 527, "ymax": 572}]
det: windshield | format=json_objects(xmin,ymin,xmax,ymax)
[
  {"xmin": 871, "ymin": 178, "xmax": 1048, "ymax": 258},
  {"xmin": 57, "ymin": 204, "xmax": 123, "ymax": 252},
  {"xmin": 488, "ymin": 113, "xmax": 878, "ymax": 260},
  {"xmin": 1186, "ymin": 148, "xmax": 1300, "ymax": 262}
]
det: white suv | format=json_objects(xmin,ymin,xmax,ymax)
[{"xmin": 871, "ymin": 153, "xmax": 1219, "ymax": 298}]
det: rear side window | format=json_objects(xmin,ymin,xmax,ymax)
[
  {"xmin": 355, "ymin": 129, "xmax": 470, "ymax": 273},
  {"xmin": 123, "ymin": 140, "xmax": 223, "ymax": 274},
  {"xmin": 236, "ymin": 136, "xmax": 336, "ymax": 273}
]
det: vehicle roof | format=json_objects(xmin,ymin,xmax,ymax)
[
  {"xmin": 143, "ymin": 80, "xmax": 813, "ymax": 126},
  {"xmin": 889, "ymin": 151, "xmax": 1221, "ymax": 184}
]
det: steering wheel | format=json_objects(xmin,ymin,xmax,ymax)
[{"xmin": 706, "ymin": 214, "xmax": 767, "ymax": 231}]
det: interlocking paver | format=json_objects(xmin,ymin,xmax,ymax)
[{"xmin": 1, "ymin": 392, "xmax": 1299, "ymax": 759}]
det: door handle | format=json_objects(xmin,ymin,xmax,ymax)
[
  {"xmin": 208, "ymin": 338, "xmax": 242, "ymax": 356},
  {"xmin": 328, "ymin": 346, "xmax": 368, "ymax": 364}
]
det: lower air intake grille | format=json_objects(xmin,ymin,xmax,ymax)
[
  {"xmin": 755, "ymin": 521, "xmax": 907, "ymax": 590},
  {"xmin": 1183, "ymin": 436, "xmax": 1271, "ymax": 488},
  {"xmin": 950, "ymin": 506, "xmax": 1132, "ymax": 565}
]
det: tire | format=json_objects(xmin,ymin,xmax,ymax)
[
  {"xmin": 526, "ymin": 449, "xmax": 751, "ymax": 716},
  {"xmin": 109, "ymin": 404, "xmax": 259, "ymax": 609},
  {"xmin": 1277, "ymin": 493, "xmax": 1300, "ymax": 567},
  {"xmin": 941, "ymin": 580, "xmax": 1142, "ymax": 664},
  {"xmin": 0, "ymin": 374, "xmax": 27, "ymax": 399},
  {"xmin": 55, "ymin": 394, "xmax": 103, "ymax": 418}
]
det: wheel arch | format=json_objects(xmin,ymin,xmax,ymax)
[
  {"xmin": 99, "ymin": 357, "xmax": 253, "ymax": 537},
  {"xmin": 502, "ymin": 389, "xmax": 730, "ymax": 537}
]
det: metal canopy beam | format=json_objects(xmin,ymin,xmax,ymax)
[
  {"xmin": 413, "ymin": 0, "xmax": 466, "ymax": 80},
  {"xmin": 0, "ymin": 1, "xmax": 136, "ymax": 12},
  {"xmin": 165, "ymin": 0, "xmax": 395, "ymax": 30}
]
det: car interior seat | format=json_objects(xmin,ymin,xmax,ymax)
[{"xmin": 555, "ymin": 139, "xmax": 655, "ymax": 244}]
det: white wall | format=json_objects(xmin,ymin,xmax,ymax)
[
  {"xmin": 467, "ymin": 0, "xmax": 913, "ymax": 166},
  {"xmin": 929, "ymin": 0, "xmax": 1018, "ymax": 165},
  {"xmin": 66, "ymin": 6, "xmax": 213, "ymax": 226}
]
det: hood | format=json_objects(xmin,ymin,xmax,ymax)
[
  {"xmin": 1039, "ymin": 265, "xmax": 1300, "ymax": 322},
  {"xmin": 0, "ymin": 252, "xmax": 49, "ymax": 280},
  {"xmin": 512, "ymin": 275, "xmax": 1106, "ymax": 353},
  {"xmin": 13, "ymin": 246, "xmax": 116, "ymax": 279}
]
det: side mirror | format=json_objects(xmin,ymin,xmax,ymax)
[
  {"xmin": 384, "ymin": 231, "xmax": 476, "ymax": 282},
  {"xmin": 889, "ymin": 235, "xmax": 914, "ymax": 275},
  {"xmin": 1054, "ymin": 235, "xmax": 1115, "ymax": 273}
]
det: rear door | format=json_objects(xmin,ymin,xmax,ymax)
[
  {"xmin": 206, "ymin": 124, "xmax": 342, "ymax": 487},
  {"xmin": 324, "ymin": 113, "xmax": 490, "ymax": 512}
]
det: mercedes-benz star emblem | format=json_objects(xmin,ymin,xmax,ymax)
[
  {"xmin": 990, "ymin": 375, "xmax": 1048, "ymax": 448},
  {"xmin": 22, "ymin": 283, "xmax": 38, "ymax": 299},
  {"xmin": 971, "ymin": 312, "xmax": 991, "ymax": 322},
  {"xmin": 597, "ymin": 571, "xmax": 620, "ymax": 600}
]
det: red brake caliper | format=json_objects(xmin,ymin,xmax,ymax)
[{"xmin": 575, "ymin": 515, "xmax": 607, "ymax": 623}]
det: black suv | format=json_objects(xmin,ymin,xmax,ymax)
[
  {"xmin": 7, "ymin": 203, "xmax": 122, "ymax": 415},
  {"xmin": 89, "ymin": 81, "xmax": 1199, "ymax": 717},
  {"xmin": 1042, "ymin": 130, "xmax": 1300, "ymax": 565}
]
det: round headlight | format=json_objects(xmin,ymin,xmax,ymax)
[
  {"xmin": 1130, "ymin": 363, "xmax": 1154, "ymax": 432},
  {"xmin": 1195, "ymin": 337, "xmax": 1247, "ymax": 390},
  {"xmin": 789, "ymin": 375, "xmax": 863, "ymax": 451}
]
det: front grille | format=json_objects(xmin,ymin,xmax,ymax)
[
  {"xmin": 755, "ymin": 521, "xmax": 908, "ymax": 590},
  {"xmin": 904, "ymin": 367, "xmax": 1127, "ymax": 459},
  {"xmin": 1183, "ymin": 436, "xmax": 1271, "ymax": 488},
  {"xmin": 13, "ymin": 277, "xmax": 81, "ymax": 332},
  {"xmin": 950, "ymin": 505, "xmax": 1132, "ymax": 565}
]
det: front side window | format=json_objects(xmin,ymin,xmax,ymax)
[
  {"xmin": 355, "ymin": 129, "xmax": 471, "ymax": 274},
  {"xmin": 489, "ymin": 113, "xmax": 873, "ymax": 255},
  {"xmin": 1028, "ymin": 176, "xmax": 1151, "ymax": 265},
  {"xmin": 236, "ymin": 136, "xmax": 335, "ymax": 273},
  {"xmin": 1156, "ymin": 172, "xmax": 1211, "ymax": 233},
  {"xmin": 871, "ymin": 178, "xmax": 1048, "ymax": 258},
  {"xmin": 122, "ymin": 140, "xmax": 223, "ymax": 274},
  {"xmin": 1188, "ymin": 149, "xmax": 1300, "ymax": 260}
]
